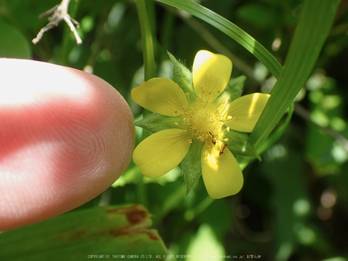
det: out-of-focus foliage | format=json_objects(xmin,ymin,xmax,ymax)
[
  {"xmin": 0, "ymin": 20, "xmax": 31, "ymax": 58},
  {"xmin": 1, "ymin": 0, "xmax": 348, "ymax": 260}
]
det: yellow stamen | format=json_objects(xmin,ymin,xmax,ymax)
[
  {"xmin": 198, "ymin": 136, "xmax": 204, "ymax": 142},
  {"xmin": 177, "ymin": 89, "xmax": 233, "ymax": 149}
]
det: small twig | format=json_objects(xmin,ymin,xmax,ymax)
[
  {"xmin": 32, "ymin": 0, "xmax": 82, "ymax": 45},
  {"xmin": 38, "ymin": 5, "xmax": 59, "ymax": 19}
]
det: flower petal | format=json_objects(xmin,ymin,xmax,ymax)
[
  {"xmin": 225, "ymin": 93, "xmax": 270, "ymax": 132},
  {"xmin": 131, "ymin": 78, "xmax": 188, "ymax": 116},
  {"xmin": 201, "ymin": 142, "xmax": 243, "ymax": 199},
  {"xmin": 133, "ymin": 129, "xmax": 190, "ymax": 178},
  {"xmin": 193, "ymin": 50, "xmax": 232, "ymax": 102}
]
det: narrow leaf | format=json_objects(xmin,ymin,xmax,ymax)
[
  {"xmin": 251, "ymin": 0, "xmax": 340, "ymax": 148},
  {"xmin": 156, "ymin": 0, "xmax": 282, "ymax": 78}
]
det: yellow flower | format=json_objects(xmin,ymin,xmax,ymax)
[{"xmin": 132, "ymin": 50, "xmax": 270, "ymax": 199}]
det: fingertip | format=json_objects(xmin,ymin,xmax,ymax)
[{"xmin": 0, "ymin": 59, "xmax": 135, "ymax": 231}]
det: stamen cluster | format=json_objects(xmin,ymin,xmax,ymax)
[{"xmin": 174, "ymin": 90, "xmax": 232, "ymax": 155}]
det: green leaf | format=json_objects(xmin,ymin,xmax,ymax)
[
  {"xmin": 0, "ymin": 205, "xmax": 167, "ymax": 261},
  {"xmin": 216, "ymin": 75, "xmax": 245, "ymax": 105},
  {"xmin": 132, "ymin": 113, "xmax": 182, "ymax": 133},
  {"xmin": 0, "ymin": 20, "xmax": 31, "ymax": 59},
  {"xmin": 225, "ymin": 130, "xmax": 260, "ymax": 160},
  {"xmin": 167, "ymin": 51, "xmax": 195, "ymax": 100},
  {"xmin": 180, "ymin": 140, "xmax": 204, "ymax": 195},
  {"xmin": 251, "ymin": 0, "xmax": 340, "ymax": 148},
  {"xmin": 155, "ymin": 0, "xmax": 282, "ymax": 78}
]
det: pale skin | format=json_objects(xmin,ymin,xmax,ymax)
[{"xmin": 0, "ymin": 59, "xmax": 135, "ymax": 231}]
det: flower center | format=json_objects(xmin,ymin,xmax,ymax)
[
  {"xmin": 185, "ymin": 101, "xmax": 223, "ymax": 141},
  {"xmin": 173, "ymin": 93, "xmax": 232, "ymax": 155},
  {"xmin": 181, "ymin": 93, "xmax": 231, "ymax": 144}
]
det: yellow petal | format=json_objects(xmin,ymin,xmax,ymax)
[
  {"xmin": 201, "ymin": 142, "xmax": 243, "ymax": 199},
  {"xmin": 131, "ymin": 77, "xmax": 188, "ymax": 116},
  {"xmin": 133, "ymin": 129, "xmax": 190, "ymax": 178},
  {"xmin": 226, "ymin": 93, "xmax": 270, "ymax": 132},
  {"xmin": 193, "ymin": 50, "xmax": 232, "ymax": 102}
]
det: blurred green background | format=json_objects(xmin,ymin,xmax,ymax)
[{"xmin": 1, "ymin": 0, "xmax": 348, "ymax": 260}]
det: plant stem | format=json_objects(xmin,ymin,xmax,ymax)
[{"xmin": 136, "ymin": 0, "xmax": 156, "ymax": 81}]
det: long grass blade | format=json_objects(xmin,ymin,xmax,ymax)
[
  {"xmin": 155, "ymin": 0, "xmax": 283, "ymax": 78},
  {"xmin": 251, "ymin": 0, "xmax": 340, "ymax": 148}
]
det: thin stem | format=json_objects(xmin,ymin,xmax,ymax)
[
  {"xmin": 184, "ymin": 196, "xmax": 215, "ymax": 222},
  {"xmin": 135, "ymin": 0, "xmax": 157, "ymax": 207},
  {"xmin": 154, "ymin": 185, "xmax": 186, "ymax": 226},
  {"xmin": 136, "ymin": 0, "xmax": 156, "ymax": 81}
]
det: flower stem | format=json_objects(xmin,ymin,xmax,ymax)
[
  {"xmin": 154, "ymin": 185, "xmax": 186, "ymax": 225},
  {"xmin": 135, "ymin": 0, "xmax": 156, "ymax": 81},
  {"xmin": 184, "ymin": 196, "xmax": 214, "ymax": 222},
  {"xmin": 135, "ymin": 0, "xmax": 157, "ymax": 205}
]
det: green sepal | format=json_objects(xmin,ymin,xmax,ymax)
[
  {"xmin": 216, "ymin": 75, "xmax": 245, "ymax": 105},
  {"xmin": 132, "ymin": 113, "xmax": 182, "ymax": 133},
  {"xmin": 167, "ymin": 51, "xmax": 196, "ymax": 102},
  {"xmin": 225, "ymin": 130, "xmax": 261, "ymax": 160},
  {"xmin": 179, "ymin": 140, "xmax": 204, "ymax": 196}
]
